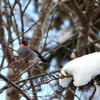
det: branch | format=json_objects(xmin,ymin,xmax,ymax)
[
  {"xmin": 28, "ymin": 71, "xmax": 38, "ymax": 100},
  {"xmin": 0, "ymin": 69, "xmax": 62, "ymax": 90},
  {"xmin": 89, "ymin": 87, "xmax": 96, "ymax": 100},
  {"xmin": 68, "ymin": 87, "xmax": 81, "ymax": 100},
  {"xmin": 70, "ymin": 0, "xmax": 88, "ymax": 24},
  {"xmin": 86, "ymin": 39, "xmax": 100, "ymax": 48},
  {"xmin": 0, "ymin": 73, "xmax": 31, "ymax": 100},
  {"xmin": 69, "ymin": 0, "xmax": 90, "ymax": 57},
  {"xmin": 22, "ymin": 0, "xmax": 31, "ymax": 14}
]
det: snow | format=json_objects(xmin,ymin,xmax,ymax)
[
  {"xmin": 59, "ymin": 52, "xmax": 100, "ymax": 87},
  {"xmin": 59, "ymin": 70, "xmax": 72, "ymax": 87}
]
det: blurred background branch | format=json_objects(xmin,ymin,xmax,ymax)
[{"xmin": 0, "ymin": 0, "xmax": 100, "ymax": 100}]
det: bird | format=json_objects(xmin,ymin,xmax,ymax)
[{"xmin": 17, "ymin": 40, "xmax": 47, "ymax": 63}]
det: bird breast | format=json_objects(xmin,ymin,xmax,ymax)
[{"xmin": 17, "ymin": 47, "xmax": 36, "ymax": 59}]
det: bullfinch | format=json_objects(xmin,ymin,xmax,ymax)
[{"xmin": 17, "ymin": 40, "xmax": 47, "ymax": 62}]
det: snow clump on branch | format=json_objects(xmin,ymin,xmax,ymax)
[{"xmin": 59, "ymin": 52, "xmax": 100, "ymax": 87}]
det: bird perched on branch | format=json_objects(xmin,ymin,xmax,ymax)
[{"xmin": 17, "ymin": 40, "xmax": 47, "ymax": 63}]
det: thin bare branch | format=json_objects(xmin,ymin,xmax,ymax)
[{"xmin": 0, "ymin": 73, "xmax": 31, "ymax": 100}]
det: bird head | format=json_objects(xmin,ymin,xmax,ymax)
[{"xmin": 20, "ymin": 40, "xmax": 30, "ymax": 47}]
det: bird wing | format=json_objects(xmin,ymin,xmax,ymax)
[{"xmin": 29, "ymin": 46, "xmax": 47, "ymax": 62}]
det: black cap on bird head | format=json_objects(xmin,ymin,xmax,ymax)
[{"xmin": 21, "ymin": 40, "xmax": 28, "ymax": 46}]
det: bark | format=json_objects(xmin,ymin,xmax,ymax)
[
  {"xmin": 64, "ymin": 0, "xmax": 92, "ymax": 99},
  {"xmin": 30, "ymin": 0, "xmax": 53, "ymax": 49},
  {"xmin": 29, "ymin": 0, "xmax": 54, "ymax": 99},
  {"xmin": 28, "ymin": 71, "xmax": 38, "ymax": 100},
  {"xmin": 0, "ymin": 1, "xmax": 30, "ymax": 99},
  {"xmin": 0, "ymin": 73, "xmax": 30, "ymax": 100},
  {"xmin": 6, "ymin": 61, "xmax": 30, "ymax": 100},
  {"xmin": 5, "ymin": 0, "xmax": 53, "ymax": 99},
  {"xmin": 64, "ymin": 84, "xmax": 76, "ymax": 100}
]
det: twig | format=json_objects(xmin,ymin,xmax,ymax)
[
  {"xmin": 22, "ymin": 0, "xmax": 31, "ymax": 14},
  {"xmin": 89, "ymin": 87, "xmax": 96, "ymax": 100},
  {"xmin": 86, "ymin": 39, "xmax": 100, "ymax": 48},
  {"xmin": 0, "ymin": 73, "xmax": 31, "ymax": 100},
  {"xmin": 68, "ymin": 87, "xmax": 81, "ymax": 100},
  {"xmin": 70, "ymin": 0, "xmax": 88, "ymax": 24},
  {"xmin": 10, "ymin": 0, "xmax": 52, "ymax": 44},
  {"xmin": 92, "ymin": 19, "xmax": 100, "ymax": 26}
]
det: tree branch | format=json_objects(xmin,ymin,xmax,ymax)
[{"xmin": 0, "ymin": 73, "xmax": 31, "ymax": 100}]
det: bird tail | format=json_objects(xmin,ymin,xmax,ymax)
[{"xmin": 30, "ymin": 46, "xmax": 47, "ymax": 62}]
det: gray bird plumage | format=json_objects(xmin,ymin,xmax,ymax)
[
  {"xmin": 17, "ymin": 40, "xmax": 47, "ymax": 62},
  {"xmin": 17, "ymin": 46, "xmax": 36, "ymax": 60}
]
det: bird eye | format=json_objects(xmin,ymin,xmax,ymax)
[{"xmin": 25, "ymin": 41, "xmax": 28, "ymax": 45}]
